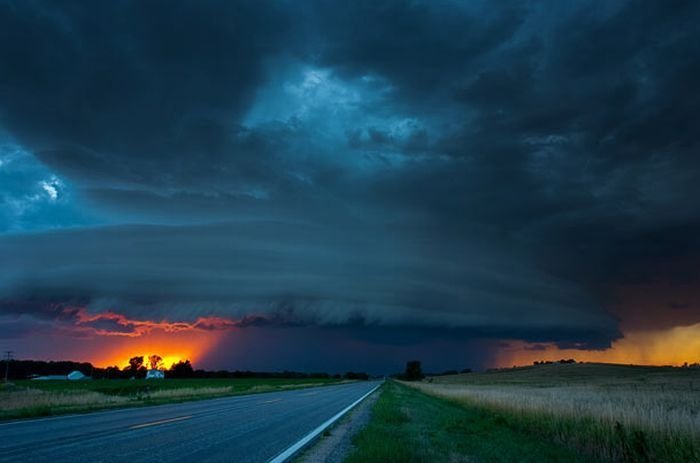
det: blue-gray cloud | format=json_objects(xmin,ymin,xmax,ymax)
[{"xmin": 1, "ymin": 0, "xmax": 699, "ymax": 369}]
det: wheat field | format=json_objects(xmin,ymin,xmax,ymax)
[
  {"xmin": 408, "ymin": 363, "xmax": 700, "ymax": 462},
  {"xmin": 0, "ymin": 388, "xmax": 129, "ymax": 415}
]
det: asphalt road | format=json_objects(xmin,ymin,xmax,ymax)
[{"xmin": 0, "ymin": 380, "xmax": 381, "ymax": 463}]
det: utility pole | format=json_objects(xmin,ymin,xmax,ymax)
[{"xmin": 4, "ymin": 351, "xmax": 14, "ymax": 383}]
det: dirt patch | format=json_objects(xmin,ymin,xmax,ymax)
[{"xmin": 295, "ymin": 387, "xmax": 381, "ymax": 463}]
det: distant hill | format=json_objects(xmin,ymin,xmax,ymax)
[{"xmin": 430, "ymin": 362, "xmax": 700, "ymax": 387}]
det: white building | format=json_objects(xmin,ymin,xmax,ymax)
[
  {"xmin": 32, "ymin": 370, "xmax": 89, "ymax": 381},
  {"xmin": 67, "ymin": 370, "xmax": 88, "ymax": 380},
  {"xmin": 146, "ymin": 369, "xmax": 165, "ymax": 379}
]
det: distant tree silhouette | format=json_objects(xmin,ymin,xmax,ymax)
[
  {"xmin": 0, "ymin": 360, "xmax": 100, "ymax": 380},
  {"xmin": 343, "ymin": 371, "xmax": 369, "ymax": 380},
  {"xmin": 105, "ymin": 365, "xmax": 121, "ymax": 379},
  {"xmin": 127, "ymin": 356, "xmax": 144, "ymax": 378},
  {"xmin": 148, "ymin": 354, "xmax": 163, "ymax": 370},
  {"xmin": 404, "ymin": 360, "xmax": 424, "ymax": 381},
  {"xmin": 169, "ymin": 360, "xmax": 194, "ymax": 378},
  {"xmin": 0, "ymin": 358, "xmax": 345, "ymax": 380},
  {"xmin": 130, "ymin": 357, "xmax": 142, "ymax": 369},
  {"xmin": 129, "ymin": 356, "xmax": 143, "ymax": 371}
]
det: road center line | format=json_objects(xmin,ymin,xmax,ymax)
[
  {"xmin": 261, "ymin": 398, "xmax": 282, "ymax": 404},
  {"xmin": 129, "ymin": 415, "xmax": 193, "ymax": 430}
]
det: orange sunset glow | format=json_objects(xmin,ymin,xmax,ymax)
[
  {"xmin": 88, "ymin": 328, "xmax": 226, "ymax": 368},
  {"xmin": 63, "ymin": 308, "xmax": 240, "ymax": 368},
  {"xmin": 496, "ymin": 322, "xmax": 700, "ymax": 368}
]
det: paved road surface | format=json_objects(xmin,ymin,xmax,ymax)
[{"xmin": 0, "ymin": 381, "xmax": 381, "ymax": 463}]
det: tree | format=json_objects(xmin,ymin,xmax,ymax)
[
  {"xmin": 404, "ymin": 360, "xmax": 423, "ymax": 381},
  {"xmin": 169, "ymin": 360, "xmax": 194, "ymax": 378},
  {"xmin": 148, "ymin": 354, "xmax": 163, "ymax": 370},
  {"xmin": 105, "ymin": 365, "xmax": 121, "ymax": 379},
  {"xmin": 126, "ymin": 356, "xmax": 145, "ymax": 378},
  {"xmin": 128, "ymin": 356, "xmax": 143, "ymax": 372}
]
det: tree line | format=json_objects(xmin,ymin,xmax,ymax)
[
  {"xmin": 393, "ymin": 360, "xmax": 472, "ymax": 381},
  {"xmin": 0, "ymin": 358, "xmax": 369, "ymax": 380}
]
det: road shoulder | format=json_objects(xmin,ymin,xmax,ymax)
[{"xmin": 294, "ymin": 385, "xmax": 381, "ymax": 463}]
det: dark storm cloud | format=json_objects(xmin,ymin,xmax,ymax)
[
  {"xmin": 0, "ymin": 0, "xmax": 294, "ymax": 188},
  {"xmin": 351, "ymin": 0, "xmax": 700, "ymax": 293},
  {"xmin": 1, "ymin": 0, "xmax": 699, "ymax": 360},
  {"xmin": 312, "ymin": 0, "xmax": 527, "ymax": 96}
]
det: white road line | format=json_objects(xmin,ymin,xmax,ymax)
[
  {"xmin": 268, "ymin": 382, "xmax": 382, "ymax": 463},
  {"xmin": 261, "ymin": 398, "xmax": 282, "ymax": 404},
  {"xmin": 129, "ymin": 415, "xmax": 192, "ymax": 429}
]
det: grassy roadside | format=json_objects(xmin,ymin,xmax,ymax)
[
  {"xmin": 411, "ymin": 382, "xmax": 700, "ymax": 463},
  {"xmin": 0, "ymin": 377, "xmax": 342, "ymax": 420},
  {"xmin": 415, "ymin": 363, "xmax": 700, "ymax": 463},
  {"xmin": 345, "ymin": 381, "xmax": 598, "ymax": 463}
]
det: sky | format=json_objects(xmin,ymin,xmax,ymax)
[{"xmin": 1, "ymin": 0, "xmax": 699, "ymax": 374}]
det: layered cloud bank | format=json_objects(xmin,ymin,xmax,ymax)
[{"xmin": 1, "ymin": 1, "xmax": 699, "ymax": 371}]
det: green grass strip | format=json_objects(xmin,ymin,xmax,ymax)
[{"xmin": 346, "ymin": 381, "xmax": 599, "ymax": 463}]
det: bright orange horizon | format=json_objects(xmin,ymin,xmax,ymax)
[
  {"xmin": 54, "ymin": 308, "xmax": 700, "ymax": 370},
  {"xmin": 97, "ymin": 349, "xmax": 198, "ymax": 370},
  {"xmin": 7, "ymin": 306, "xmax": 699, "ymax": 372},
  {"xmin": 88, "ymin": 321, "xmax": 700, "ymax": 370},
  {"xmin": 495, "ymin": 322, "xmax": 700, "ymax": 368},
  {"xmin": 87, "ymin": 327, "xmax": 228, "ymax": 369},
  {"xmin": 46, "ymin": 308, "xmax": 241, "ymax": 369}
]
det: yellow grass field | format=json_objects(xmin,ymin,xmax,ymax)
[{"xmin": 409, "ymin": 363, "xmax": 700, "ymax": 462}]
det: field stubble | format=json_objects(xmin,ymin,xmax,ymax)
[
  {"xmin": 411, "ymin": 363, "xmax": 700, "ymax": 462},
  {"xmin": 0, "ymin": 377, "xmax": 340, "ymax": 420}
]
